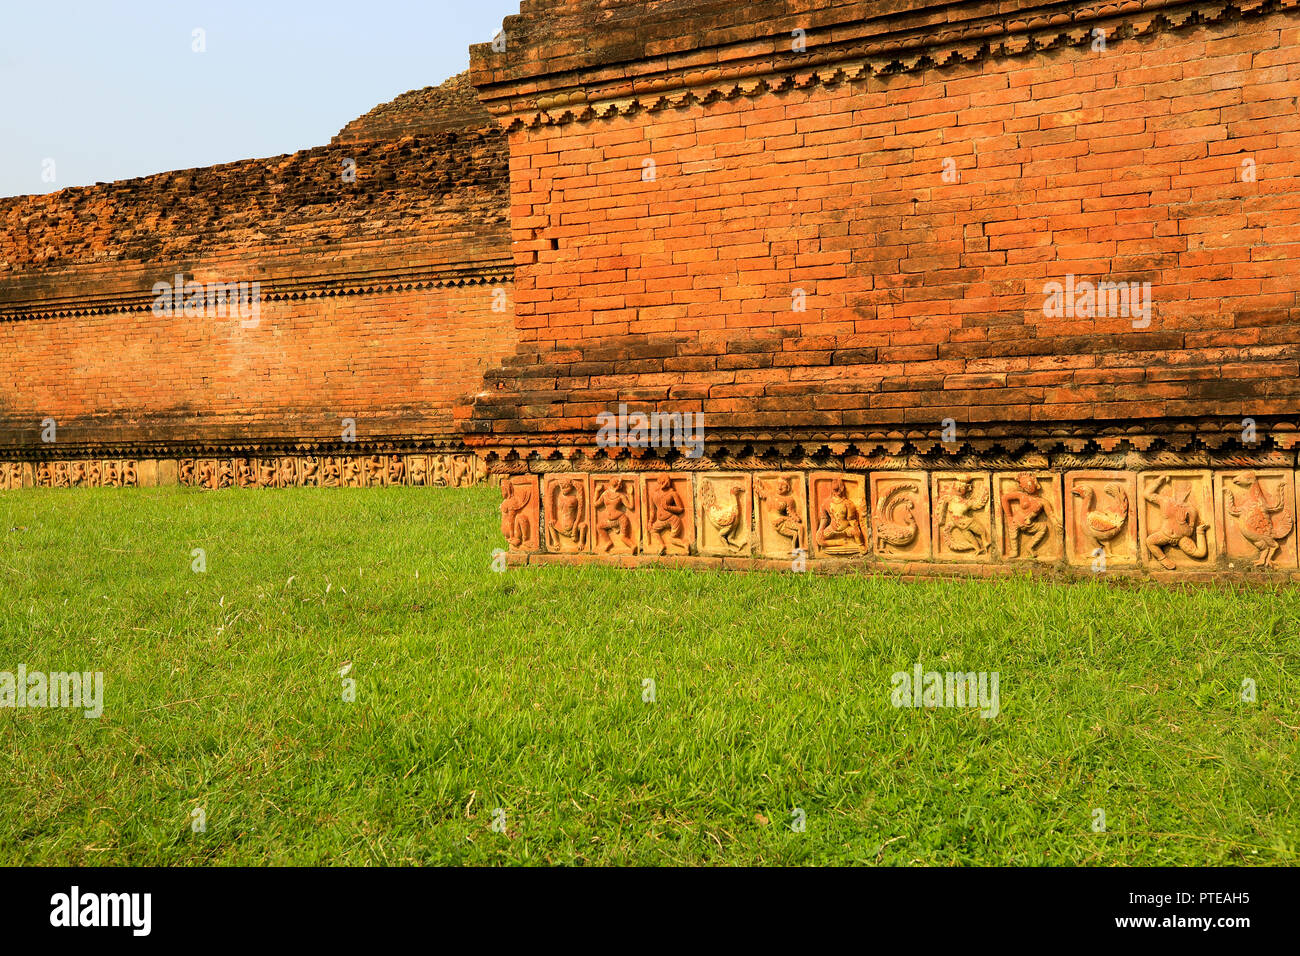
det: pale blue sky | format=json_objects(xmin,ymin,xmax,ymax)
[{"xmin": 0, "ymin": 0, "xmax": 519, "ymax": 197}]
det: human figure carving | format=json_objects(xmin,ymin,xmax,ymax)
[
  {"xmin": 1225, "ymin": 471, "xmax": 1293, "ymax": 569},
  {"xmin": 758, "ymin": 476, "xmax": 806, "ymax": 553},
  {"xmin": 387, "ymin": 456, "xmax": 405, "ymax": 486},
  {"xmin": 815, "ymin": 478, "xmax": 866, "ymax": 554},
  {"xmin": 936, "ymin": 477, "xmax": 992, "ymax": 555},
  {"xmin": 1000, "ymin": 473, "xmax": 1060, "ymax": 559},
  {"xmin": 1143, "ymin": 475, "xmax": 1209, "ymax": 569},
  {"xmin": 499, "ymin": 478, "xmax": 534, "ymax": 549},
  {"xmin": 546, "ymin": 478, "xmax": 588, "ymax": 552},
  {"xmin": 342, "ymin": 458, "xmax": 362, "ymax": 487},
  {"xmin": 452, "ymin": 457, "xmax": 472, "ymax": 487},
  {"xmin": 647, "ymin": 475, "xmax": 689, "ymax": 555},
  {"xmin": 431, "ymin": 456, "xmax": 449, "ymax": 487},
  {"xmin": 408, "ymin": 457, "xmax": 426, "ymax": 486},
  {"xmin": 595, "ymin": 478, "xmax": 637, "ymax": 553}
]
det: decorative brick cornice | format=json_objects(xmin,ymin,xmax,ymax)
[
  {"xmin": 467, "ymin": 417, "xmax": 1300, "ymax": 470},
  {"xmin": 0, "ymin": 259, "xmax": 513, "ymax": 323},
  {"xmin": 474, "ymin": 0, "xmax": 1300, "ymax": 130}
]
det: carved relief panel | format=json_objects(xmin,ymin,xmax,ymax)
[
  {"xmin": 931, "ymin": 473, "xmax": 995, "ymax": 562},
  {"xmin": 301, "ymin": 456, "xmax": 322, "ymax": 487},
  {"xmin": 255, "ymin": 458, "xmax": 277, "ymax": 488},
  {"xmin": 340, "ymin": 456, "xmax": 364, "ymax": 488},
  {"xmin": 993, "ymin": 471, "xmax": 1064, "ymax": 562},
  {"xmin": 0, "ymin": 462, "xmax": 21, "ymax": 490},
  {"xmin": 500, "ymin": 475, "xmax": 540, "ymax": 552},
  {"xmin": 640, "ymin": 473, "xmax": 694, "ymax": 556},
  {"xmin": 386, "ymin": 455, "xmax": 405, "ymax": 486},
  {"xmin": 1215, "ymin": 470, "xmax": 1297, "ymax": 570},
  {"xmin": 284, "ymin": 457, "xmax": 304, "ymax": 487},
  {"xmin": 754, "ymin": 472, "xmax": 808, "ymax": 559},
  {"xmin": 450, "ymin": 455, "xmax": 474, "ymax": 488},
  {"xmin": 429, "ymin": 455, "xmax": 450, "ymax": 487},
  {"xmin": 543, "ymin": 473, "xmax": 591, "ymax": 554},
  {"xmin": 809, "ymin": 472, "xmax": 869, "ymax": 558},
  {"xmin": 592, "ymin": 475, "xmax": 641, "ymax": 556},
  {"xmin": 869, "ymin": 471, "xmax": 931, "ymax": 561},
  {"xmin": 407, "ymin": 455, "xmax": 428, "ymax": 486},
  {"xmin": 1138, "ymin": 471, "xmax": 1216, "ymax": 571},
  {"xmin": 320, "ymin": 456, "xmax": 342, "ymax": 488},
  {"xmin": 1064, "ymin": 471, "xmax": 1138, "ymax": 567},
  {"xmin": 696, "ymin": 473, "xmax": 753, "ymax": 556}
]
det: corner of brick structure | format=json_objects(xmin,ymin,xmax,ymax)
[{"xmin": 474, "ymin": 0, "xmax": 1300, "ymax": 582}]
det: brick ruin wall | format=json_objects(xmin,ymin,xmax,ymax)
[
  {"xmin": 470, "ymin": 0, "xmax": 1300, "ymax": 579},
  {"xmin": 0, "ymin": 72, "xmax": 514, "ymax": 489}
]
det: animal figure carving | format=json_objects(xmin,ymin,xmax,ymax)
[
  {"xmin": 1143, "ymin": 475, "xmax": 1209, "ymax": 570},
  {"xmin": 873, "ymin": 482, "xmax": 919, "ymax": 554},
  {"xmin": 1073, "ymin": 483, "xmax": 1129, "ymax": 556},
  {"xmin": 701, "ymin": 480, "xmax": 746, "ymax": 551},
  {"xmin": 1226, "ymin": 472, "xmax": 1294, "ymax": 568},
  {"xmin": 500, "ymin": 478, "xmax": 535, "ymax": 549}
]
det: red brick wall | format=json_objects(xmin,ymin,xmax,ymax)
[
  {"xmin": 470, "ymin": 7, "xmax": 1300, "ymax": 440},
  {"xmin": 0, "ymin": 281, "xmax": 514, "ymax": 447}
]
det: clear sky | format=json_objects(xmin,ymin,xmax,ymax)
[{"xmin": 0, "ymin": 0, "xmax": 520, "ymax": 198}]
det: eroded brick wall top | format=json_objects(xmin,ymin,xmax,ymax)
[
  {"xmin": 334, "ymin": 71, "xmax": 493, "ymax": 142},
  {"xmin": 0, "ymin": 129, "xmax": 507, "ymax": 283}
]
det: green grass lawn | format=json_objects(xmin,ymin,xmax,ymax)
[{"xmin": 1, "ymin": 485, "xmax": 1297, "ymax": 865}]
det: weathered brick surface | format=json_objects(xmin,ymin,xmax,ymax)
[
  {"xmin": 468, "ymin": 1, "xmax": 1300, "ymax": 445},
  {"xmin": 334, "ymin": 71, "xmax": 493, "ymax": 142},
  {"xmin": 0, "ymin": 72, "xmax": 515, "ymax": 453}
]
